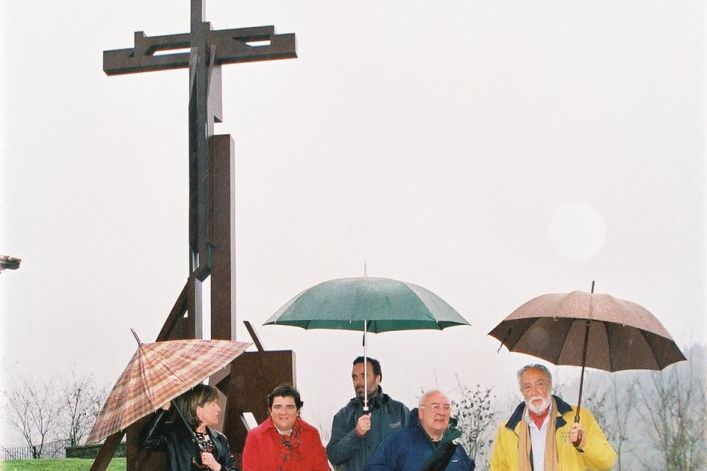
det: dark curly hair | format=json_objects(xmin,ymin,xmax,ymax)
[{"xmin": 267, "ymin": 383, "xmax": 303, "ymax": 410}]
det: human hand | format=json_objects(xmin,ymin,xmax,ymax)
[
  {"xmin": 160, "ymin": 402, "xmax": 171, "ymax": 411},
  {"xmin": 570, "ymin": 422, "xmax": 584, "ymax": 448},
  {"xmin": 200, "ymin": 451, "xmax": 221, "ymax": 470},
  {"xmin": 355, "ymin": 413, "xmax": 372, "ymax": 437}
]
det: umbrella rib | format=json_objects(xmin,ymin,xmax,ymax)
[
  {"xmin": 637, "ymin": 328, "xmax": 660, "ymax": 369},
  {"xmin": 555, "ymin": 318, "xmax": 576, "ymax": 364},
  {"xmin": 137, "ymin": 346, "xmax": 158, "ymax": 410},
  {"xmin": 602, "ymin": 321, "xmax": 613, "ymax": 371}
]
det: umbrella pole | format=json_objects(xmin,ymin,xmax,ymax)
[
  {"xmin": 576, "ymin": 280, "xmax": 595, "ymax": 422},
  {"xmin": 171, "ymin": 400, "xmax": 198, "ymax": 441},
  {"xmin": 575, "ymin": 319, "xmax": 590, "ymax": 423},
  {"xmin": 572, "ymin": 319, "xmax": 591, "ymax": 448},
  {"xmin": 573, "ymin": 281, "xmax": 595, "ymax": 448},
  {"xmin": 172, "ymin": 400, "xmax": 212, "ymax": 468},
  {"xmin": 363, "ymin": 320, "xmax": 369, "ymax": 412}
]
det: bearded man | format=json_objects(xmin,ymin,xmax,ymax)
[
  {"xmin": 328, "ymin": 356, "xmax": 409, "ymax": 471},
  {"xmin": 490, "ymin": 364, "xmax": 616, "ymax": 471}
]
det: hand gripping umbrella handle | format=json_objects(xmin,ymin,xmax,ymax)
[{"xmin": 573, "ymin": 415, "xmax": 583, "ymax": 448}]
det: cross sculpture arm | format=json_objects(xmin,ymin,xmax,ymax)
[{"xmin": 103, "ymin": 25, "xmax": 296, "ymax": 75}]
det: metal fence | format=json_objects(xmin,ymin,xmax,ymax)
[{"xmin": 1, "ymin": 439, "xmax": 70, "ymax": 461}]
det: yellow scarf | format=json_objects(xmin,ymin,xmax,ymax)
[{"xmin": 518, "ymin": 397, "xmax": 560, "ymax": 471}]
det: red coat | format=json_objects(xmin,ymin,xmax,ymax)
[{"xmin": 242, "ymin": 416, "xmax": 329, "ymax": 471}]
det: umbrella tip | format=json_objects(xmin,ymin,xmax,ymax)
[
  {"xmin": 590, "ymin": 280, "xmax": 595, "ymax": 293},
  {"xmin": 131, "ymin": 329, "xmax": 142, "ymax": 345},
  {"xmin": 497, "ymin": 328, "xmax": 512, "ymax": 353}
]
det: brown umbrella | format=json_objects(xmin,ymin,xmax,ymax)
[
  {"xmin": 488, "ymin": 282, "xmax": 685, "ymax": 425},
  {"xmin": 87, "ymin": 330, "xmax": 250, "ymax": 444}
]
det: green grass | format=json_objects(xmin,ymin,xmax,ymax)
[{"xmin": 0, "ymin": 458, "xmax": 126, "ymax": 471}]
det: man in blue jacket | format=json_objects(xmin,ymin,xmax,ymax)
[
  {"xmin": 365, "ymin": 390, "xmax": 475, "ymax": 471},
  {"xmin": 327, "ymin": 357, "xmax": 409, "ymax": 471}
]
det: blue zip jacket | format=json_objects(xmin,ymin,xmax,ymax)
[
  {"xmin": 328, "ymin": 388, "xmax": 409, "ymax": 471},
  {"xmin": 365, "ymin": 408, "xmax": 475, "ymax": 471}
]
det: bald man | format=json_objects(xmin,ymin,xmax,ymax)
[{"xmin": 366, "ymin": 389, "xmax": 475, "ymax": 470}]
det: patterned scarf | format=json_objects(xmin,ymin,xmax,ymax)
[
  {"xmin": 277, "ymin": 419, "xmax": 302, "ymax": 470},
  {"xmin": 518, "ymin": 397, "xmax": 560, "ymax": 471}
]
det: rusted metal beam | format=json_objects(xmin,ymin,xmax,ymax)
[
  {"xmin": 103, "ymin": 27, "xmax": 296, "ymax": 75},
  {"xmin": 243, "ymin": 321, "xmax": 265, "ymax": 352},
  {"xmin": 209, "ymin": 135, "xmax": 236, "ymax": 340},
  {"xmin": 157, "ymin": 283, "xmax": 188, "ymax": 340},
  {"xmin": 89, "ymin": 432, "xmax": 124, "ymax": 471}
]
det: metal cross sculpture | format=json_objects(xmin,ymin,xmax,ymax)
[{"xmin": 91, "ymin": 2, "xmax": 297, "ymax": 470}]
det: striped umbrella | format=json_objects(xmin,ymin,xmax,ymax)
[{"xmin": 86, "ymin": 330, "xmax": 250, "ymax": 444}]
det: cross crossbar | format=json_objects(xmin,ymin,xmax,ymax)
[{"xmin": 104, "ymin": 24, "xmax": 296, "ymax": 75}]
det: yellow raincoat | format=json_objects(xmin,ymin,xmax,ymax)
[{"xmin": 490, "ymin": 396, "xmax": 616, "ymax": 471}]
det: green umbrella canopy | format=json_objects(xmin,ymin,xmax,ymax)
[{"xmin": 264, "ymin": 277, "xmax": 470, "ymax": 332}]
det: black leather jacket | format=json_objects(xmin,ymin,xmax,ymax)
[{"xmin": 140, "ymin": 409, "xmax": 239, "ymax": 471}]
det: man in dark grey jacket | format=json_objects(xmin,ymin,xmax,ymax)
[{"xmin": 327, "ymin": 356, "xmax": 410, "ymax": 471}]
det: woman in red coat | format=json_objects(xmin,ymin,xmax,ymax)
[{"xmin": 242, "ymin": 384, "xmax": 329, "ymax": 471}]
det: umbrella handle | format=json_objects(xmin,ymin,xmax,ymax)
[{"xmin": 572, "ymin": 419, "xmax": 583, "ymax": 448}]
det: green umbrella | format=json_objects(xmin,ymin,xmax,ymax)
[{"xmin": 264, "ymin": 276, "xmax": 470, "ymax": 408}]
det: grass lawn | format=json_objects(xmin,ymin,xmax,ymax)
[{"xmin": 0, "ymin": 458, "xmax": 126, "ymax": 470}]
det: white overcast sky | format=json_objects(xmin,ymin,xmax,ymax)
[{"xmin": 1, "ymin": 0, "xmax": 705, "ymax": 444}]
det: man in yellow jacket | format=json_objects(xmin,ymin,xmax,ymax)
[{"xmin": 490, "ymin": 364, "xmax": 616, "ymax": 471}]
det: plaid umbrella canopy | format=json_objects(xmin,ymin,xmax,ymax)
[{"xmin": 87, "ymin": 331, "xmax": 250, "ymax": 444}]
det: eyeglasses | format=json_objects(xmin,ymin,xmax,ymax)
[{"xmin": 422, "ymin": 403, "xmax": 451, "ymax": 413}]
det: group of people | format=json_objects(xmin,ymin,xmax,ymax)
[{"xmin": 140, "ymin": 357, "xmax": 617, "ymax": 471}]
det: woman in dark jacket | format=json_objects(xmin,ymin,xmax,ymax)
[{"xmin": 140, "ymin": 384, "xmax": 238, "ymax": 471}]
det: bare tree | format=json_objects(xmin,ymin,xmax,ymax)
[
  {"xmin": 451, "ymin": 380, "xmax": 497, "ymax": 469},
  {"xmin": 584, "ymin": 373, "xmax": 638, "ymax": 471},
  {"xmin": 58, "ymin": 372, "xmax": 107, "ymax": 447},
  {"xmin": 635, "ymin": 344, "xmax": 706, "ymax": 471},
  {"xmin": 605, "ymin": 375, "xmax": 638, "ymax": 471},
  {"xmin": 6, "ymin": 376, "xmax": 59, "ymax": 458}
]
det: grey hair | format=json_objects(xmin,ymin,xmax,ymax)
[
  {"xmin": 418, "ymin": 389, "xmax": 444, "ymax": 407},
  {"xmin": 517, "ymin": 364, "xmax": 552, "ymax": 386}
]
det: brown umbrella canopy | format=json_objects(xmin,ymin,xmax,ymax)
[{"xmin": 489, "ymin": 290, "xmax": 686, "ymax": 371}]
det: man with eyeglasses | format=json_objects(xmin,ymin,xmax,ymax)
[
  {"xmin": 328, "ymin": 356, "xmax": 410, "ymax": 471},
  {"xmin": 490, "ymin": 364, "xmax": 616, "ymax": 471},
  {"xmin": 242, "ymin": 384, "xmax": 329, "ymax": 470},
  {"xmin": 365, "ymin": 389, "xmax": 475, "ymax": 470}
]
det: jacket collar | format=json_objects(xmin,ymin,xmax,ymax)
[
  {"xmin": 408, "ymin": 407, "xmax": 462, "ymax": 446},
  {"xmin": 264, "ymin": 416, "xmax": 303, "ymax": 435},
  {"xmin": 348, "ymin": 386, "xmax": 389, "ymax": 409},
  {"xmin": 504, "ymin": 395, "xmax": 572, "ymax": 431}
]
